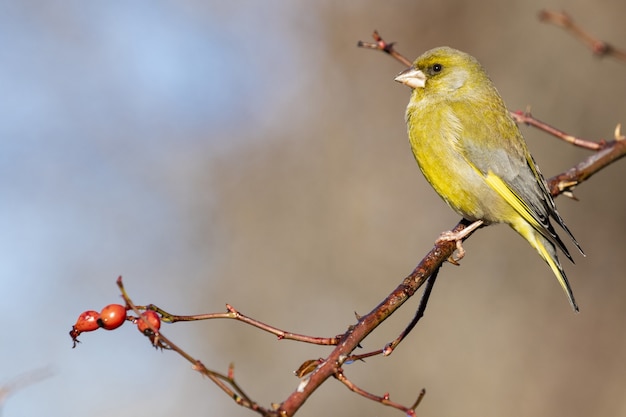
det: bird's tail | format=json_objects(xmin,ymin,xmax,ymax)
[{"xmin": 512, "ymin": 222, "xmax": 579, "ymax": 312}]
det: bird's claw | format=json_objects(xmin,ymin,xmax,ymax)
[
  {"xmin": 435, "ymin": 220, "xmax": 484, "ymax": 264},
  {"xmin": 436, "ymin": 231, "xmax": 466, "ymax": 265}
]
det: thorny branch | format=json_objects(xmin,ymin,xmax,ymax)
[{"xmin": 106, "ymin": 27, "xmax": 625, "ymax": 417}]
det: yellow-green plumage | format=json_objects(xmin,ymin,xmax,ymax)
[{"xmin": 395, "ymin": 47, "xmax": 583, "ymax": 311}]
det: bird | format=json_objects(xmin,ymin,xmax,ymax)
[{"xmin": 394, "ymin": 46, "xmax": 583, "ymax": 311}]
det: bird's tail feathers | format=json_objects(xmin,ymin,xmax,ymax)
[
  {"xmin": 550, "ymin": 209, "xmax": 585, "ymax": 257},
  {"xmin": 513, "ymin": 221, "xmax": 579, "ymax": 312}
]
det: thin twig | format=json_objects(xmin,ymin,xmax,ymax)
[
  {"xmin": 383, "ymin": 264, "xmax": 440, "ymax": 356},
  {"xmin": 547, "ymin": 135, "xmax": 626, "ymax": 197},
  {"xmin": 143, "ymin": 303, "xmax": 340, "ymax": 346},
  {"xmin": 538, "ymin": 10, "xmax": 626, "ymax": 62},
  {"xmin": 357, "ymin": 30, "xmax": 412, "ymax": 67},
  {"xmin": 335, "ymin": 369, "xmax": 420, "ymax": 416},
  {"xmin": 511, "ymin": 110, "xmax": 604, "ymax": 151}
]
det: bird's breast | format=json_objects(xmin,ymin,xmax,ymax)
[{"xmin": 406, "ymin": 102, "xmax": 514, "ymax": 223}]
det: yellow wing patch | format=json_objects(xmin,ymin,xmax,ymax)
[{"xmin": 482, "ymin": 170, "xmax": 543, "ymax": 232}]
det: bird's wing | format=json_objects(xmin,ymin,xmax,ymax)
[
  {"xmin": 482, "ymin": 165, "xmax": 574, "ymax": 261},
  {"xmin": 456, "ymin": 104, "xmax": 578, "ymax": 259}
]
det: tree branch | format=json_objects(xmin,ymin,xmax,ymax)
[
  {"xmin": 538, "ymin": 10, "xmax": 626, "ymax": 62},
  {"xmin": 510, "ymin": 110, "xmax": 605, "ymax": 151},
  {"xmin": 335, "ymin": 369, "xmax": 424, "ymax": 416}
]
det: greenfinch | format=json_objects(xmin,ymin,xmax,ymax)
[{"xmin": 394, "ymin": 47, "xmax": 583, "ymax": 311}]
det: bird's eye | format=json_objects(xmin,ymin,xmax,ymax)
[{"xmin": 432, "ymin": 63, "xmax": 443, "ymax": 73}]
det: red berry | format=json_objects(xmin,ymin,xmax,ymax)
[
  {"xmin": 98, "ymin": 304, "xmax": 127, "ymax": 330},
  {"xmin": 70, "ymin": 310, "xmax": 101, "ymax": 348},
  {"xmin": 137, "ymin": 310, "xmax": 161, "ymax": 334},
  {"xmin": 74, "ymin": 310, "xmax": 100, "ymax": 332}
]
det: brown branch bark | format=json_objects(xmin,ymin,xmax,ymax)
[
  {"xmin": 335, "ymin": 369, "xmax": 424, "ymax": 416},
  {"xmin": 510, "ymin": 110, "xmax": 604, "ymax": 151}
]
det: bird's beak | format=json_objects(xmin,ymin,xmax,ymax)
[{"xmin": 394, "ymin": 67, "xmax": 426, "ymax": 89}]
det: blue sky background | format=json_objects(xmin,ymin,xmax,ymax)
[{"xmin": 0, "ymin": 2, "xmax": 315, "ymax": 416}]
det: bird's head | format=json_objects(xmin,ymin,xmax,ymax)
[{"xmin": 395, "ymin": 46, "xmax": 491, "ymax": 100}]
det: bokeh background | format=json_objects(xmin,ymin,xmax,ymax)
[{"xmin": 2, "ymin": 1, "xmax": 626, "ymax": 416}]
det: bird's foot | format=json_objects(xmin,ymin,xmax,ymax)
[
  {"xmin": 436, "ymin": 220, "xmax": 484, "ymax": 265},
  {"xmin": 436, "ymin": 232, "xmax": 466, "ymax": 264}
]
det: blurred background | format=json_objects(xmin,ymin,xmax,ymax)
[{"xmin": 2, "ymin": 1, "xmax": 626, "ymax": 416}]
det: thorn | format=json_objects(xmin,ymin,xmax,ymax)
[
  {"xmin": 562, "ymin": 191, "xmax": 579, "ymax": 201},
  {"xmin": 615, "ymin": 123, "xmax": 625, "ymax": 141},
  {"xmin": 558, "ymin": 180, "xmax": 579, "ymax": 192}
]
